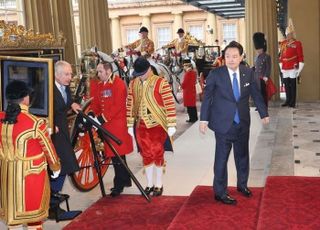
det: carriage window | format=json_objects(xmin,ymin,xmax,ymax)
[
  {"xmin": 157, "ymin": 27, "xmax": 171, "ymax": 49},
  {"xmin": 126, "ymin": 28, "xmax": 139, "ymax": 43},
  {"xmin": 223, "ymin": 23, "xmax": 237, "ymax": 44},
  {"xmin": 189, "ymin": 25, "xmax": 204, "ymax": 41},
  {"xmin": 0, "ymin": 0, "xmax": 25, "ymax": 25}
]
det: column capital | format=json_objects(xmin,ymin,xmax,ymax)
[
  {"xmin": 172, "ymin": 11, "xmax": 183, "ymax": 15},
  {"xmin": 139, "ymin": 13, "xmax": 150, "ymax": 17}
]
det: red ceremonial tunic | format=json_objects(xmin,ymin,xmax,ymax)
[
  {"xmin": 279, "ymin": 39, "xmax": 304, "ymax": 70},
  {"xmin": 181, "ymin": 69, "xmax": 197, "ymax": 107},
  {"xmin": 90, "ymin": 75, "xmax": 133, "ymax": 157},
  {"xmin": 0, "ymin": 104, "xmax": 60, "ymax": 225}
]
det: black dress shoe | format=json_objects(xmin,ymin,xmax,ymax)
[
  {"xmin": 48, "ymin": 206, "xmax": 66, "ymax": 219},
  {"xmin": 144, "ymin": 186, "xmax": 154, "ymax": 195},
  {"xmin": 153, "ymin": 187, "xmax": 163, "ymax": 196},
  {"xmin": 214, "ymin": 194, "xmax": 237, "ymax": 205},
  {"xmin": 110, "ymin": 187, "xmax": 123, "ymax": 197},
  {"xmin": 289, "ymin": 105, "xmax": 296, "ymax": 108},
  {"xmin": 281, "ymin": 103, "xmax": 289, "ymax": 107},
  {"xmin": 237, "ymin": 187, "xmax": 252, "ymax": 197}
]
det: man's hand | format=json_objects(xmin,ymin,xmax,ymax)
[
  {"xmin": 263, "ymin": 77, "xmax": 268, "ymax": 82},
  {"xmin": 199, "ymin": 121, "xmax": 208, "ymax": 134},
  {"xmin": 167, "ymin": 127, "xmax": 176, "ymax": 137},
  {"xmin": 262, "ymin": 117, "xmax": 270, "ymax": 125},
  {"xmin": 51, "ymin": 169, "xmax": 61, "ymax": 179},
  {"xmin": 71, "ymin": 103, "xmax": 81, "ymax": 114},
  {"xmin": 128, "ymin": 127, "xmax": 134, "ymax": 137}
]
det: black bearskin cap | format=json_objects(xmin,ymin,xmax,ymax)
[{"xmin": 253, "ymin": 32, "xmax": 267, "ymax": 52}]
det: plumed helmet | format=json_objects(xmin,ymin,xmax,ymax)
[
  {"xmin": 285, "ymin": 18, "xmax": 295, "ymax": 36},
  {"xmin": 132, "ymin": 57, "xmax": 151, "ymax": 77},
  {"xmin": 5, "ymin": 80, "xmax": 33, "ymax": 100},
  {"xmin": 253, "ymin": 32, "xmax": 267, "ymax": 52},
  {"xmin": 177, "ymin": 28, "xmax": 185, "ymax": 34},
  {"xmin": 139, "ymin": 26, "xmax": 149, "ymax": 33}
]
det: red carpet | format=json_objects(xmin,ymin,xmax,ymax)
[
  {"xmin": 257, "ymin": 176, "xmax": 320, "ymax": 230},
  {"xmin": 63, "ymin": 194, "xmax": 186, "ymax": 230},
  {"xmin": 168, "ymin": 186, "xmax": 263, "ymax": 230}
]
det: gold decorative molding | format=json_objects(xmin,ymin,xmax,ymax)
[
  {"xmin": 0, "ymin": 20, "xmax": 66, "ymax": 49},
  {"xmin": 185, "ymin": 33, "xmax": 205, "ymax": 46}
]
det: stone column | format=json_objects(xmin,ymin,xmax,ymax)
[
  {"xmin": 111, "ymin": 17, "xmax": 122, "ymax": 51},
  {"xmin": 245, "ymin": 0, "xmax": 279, "ymax": 98},
  {"xmin": 206, "ymin": 13, "xmax": 217, "ymax": 45},
  {"xmin": 172, "ymin": 11, "xmax": 183, "ymax": 34},
  {"xmin": 51, "ymin": 0, "xmax": 77, "ymax": 65},
  {"xmin": 79, "ymin": 0, "xmax": 112, "ymax": 54},
  {"xmin": 140, "ymin": 13, "xmax": 151, "ymax": 32}
]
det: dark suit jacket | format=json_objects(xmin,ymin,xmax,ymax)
[
  {"xmin": 52, "ymin": 85, "xmax": 80, "ymax": 175},
  {"xmin": 200, "ymin": 65, "xmax": 268, "ymax": 134}
]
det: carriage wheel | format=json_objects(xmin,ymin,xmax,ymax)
[{"xmin": 71, "ymin": 130, "xmax": 111, "ymax": 191}]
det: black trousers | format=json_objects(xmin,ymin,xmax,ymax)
[
  {"xmin": 213, "ymin": 123, "xmax": 250, "ymax": 197},
  {"xmin": 260, "ymin": 79, "xmax": 268, "ymax": 106},
  {"xmin": 283, "ymin": 78, "xmax": 297, "ymax": 107},
  {"xmin": 187, "ymin": 106, "xmax": 198, "ymax": 122},
  {"xmin": 111, "ymin": 155, "xmax": 131, "ymax": 189}
]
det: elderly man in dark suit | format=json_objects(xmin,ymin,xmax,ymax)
[
  {"xmin": 49, "ymin": 60, "xmax": 81, "ymax": 217},
  {"xmin": 199, "ymin": 41, "xmax": 269, "ymax": 205}
]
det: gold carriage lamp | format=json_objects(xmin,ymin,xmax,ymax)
[{"xmin": 0, "ymin": 21, "xmax": 66, "ymax": 131}]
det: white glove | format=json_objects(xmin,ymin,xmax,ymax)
[
  {"xmin": 128, "ymin": 127, "xmax": 134, "ymax": 137},
  {"xmin": 279, "ymin": 63, "xmax": 284, "ymax": 73},
  {"xmin": 51, "ymin": 169, "xmax": 60, "ymax": 179},
  {"xmin": 295, "ymin": 62, "xmax": 304, "ymax": 77},
  {"xmin": 141, "ymin": 51, "xmax": 147, "ymax": 56},
  {"xmin": 167, "ymin": 127, "xmax": 176, "ymax": 137}
]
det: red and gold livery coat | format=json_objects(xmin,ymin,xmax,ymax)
[
  {"xmin": 0, "ymin": 104, "xmax": 60, "ymax": 225},
  {"xmin": 90, "ymin": 75, "xmax": 133, "ymax": 157},
  {"xmin": 126, "ymin": 38, "xmax": 155, "ymax": 56},
  {"xmin": 181, "ymin": 69, "xmax": 197, "ymax": 107},
  {"xmin": 126, "ymin": 74, "xmax": 176, "ymax": 131},
  {"xmin": 279, "ymin": 38, "xmax": 304, "ymax": 70}
]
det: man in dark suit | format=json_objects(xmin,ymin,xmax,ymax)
[
  {"xmin": 199, "ymin": 41, "xmax": 269, "ymax": 205},
  {"xmin": 49, "ymin": 60, "xmax": 81, "ymax": 217}
]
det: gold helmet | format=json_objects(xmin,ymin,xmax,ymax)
[{"xmin": 285, "ymin": 18, "xmax": 295, "ymax": 37}]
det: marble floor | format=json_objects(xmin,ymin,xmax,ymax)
[{"xmin": 1, "ymin": 100, "xmax": 319, "ymax": 230}]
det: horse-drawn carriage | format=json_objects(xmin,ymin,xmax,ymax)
[{"xmin": 0, "ymin": 22, "xmax": 223, "ymax": 192}]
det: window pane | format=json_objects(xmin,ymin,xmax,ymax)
[
  {"xmin": 126, "ymin": 28, "xmax": 139, "ymax": 43},
  {"xmin": 189, "ymin": 25, "xmax": 204, "ymax": 41},
  {"xmin": 0, "ymin": 0, "xmax": 24, "ymax": 25},
  {"xmin": 157, "ymin": 27, "xmax": 171, "ymax": 49},
  {"xmin": 223, "ymin": 24, "xmax": 237, "ymax": 43}
]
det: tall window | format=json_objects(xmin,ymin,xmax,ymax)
[
  {"xmin": 0, "ymin": 0, "xmax": 24, "ymax": 25},
  {"xmin": 189, "ymin": 25, "xmax": 204, "ymax": 41},
  {"xmin": 126, "ymin": 28, "xmax": 139, "ymax": 43},
  {"xmin": 157, "ymin": 26, "xmax": 171, "ymax": 49},
  {"xmin": 223, "ymin": 23, "xmax": 237, "ymax": 44}
]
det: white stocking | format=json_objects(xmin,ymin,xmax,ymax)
[
  {"xmin": 155, "ymin": 166, "xmax": 163, "ymax": 188},
  {"xmin": 145, "ymin": 164, "xmax": 154, "ymax": 187}
]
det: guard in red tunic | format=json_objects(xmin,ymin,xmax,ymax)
[
  {"xmin": 279, "ymin": 18, "xmax": 304, "ymax": 108},
  {"xmin": 181, "ymin": 59, "xmax": 198, "ymax": 122},
  {"xmin": 0, "ymin": 80, "xmax": 61, "ymax": 230},
  {"xmin": 90, "ymin": 61, "xmax": 133, "ymax": 197},
  {"xmin": 127, "ymin": 57, "xmax": 176, "ymax": 196}
]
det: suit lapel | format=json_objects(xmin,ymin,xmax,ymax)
[
  {"xmin": 222, "ymin": 66, "xmax": 235, "ymax": 100},
  {"xmin": 239, "ymin": 65, "xmax": 247, "ymax": 98}
]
